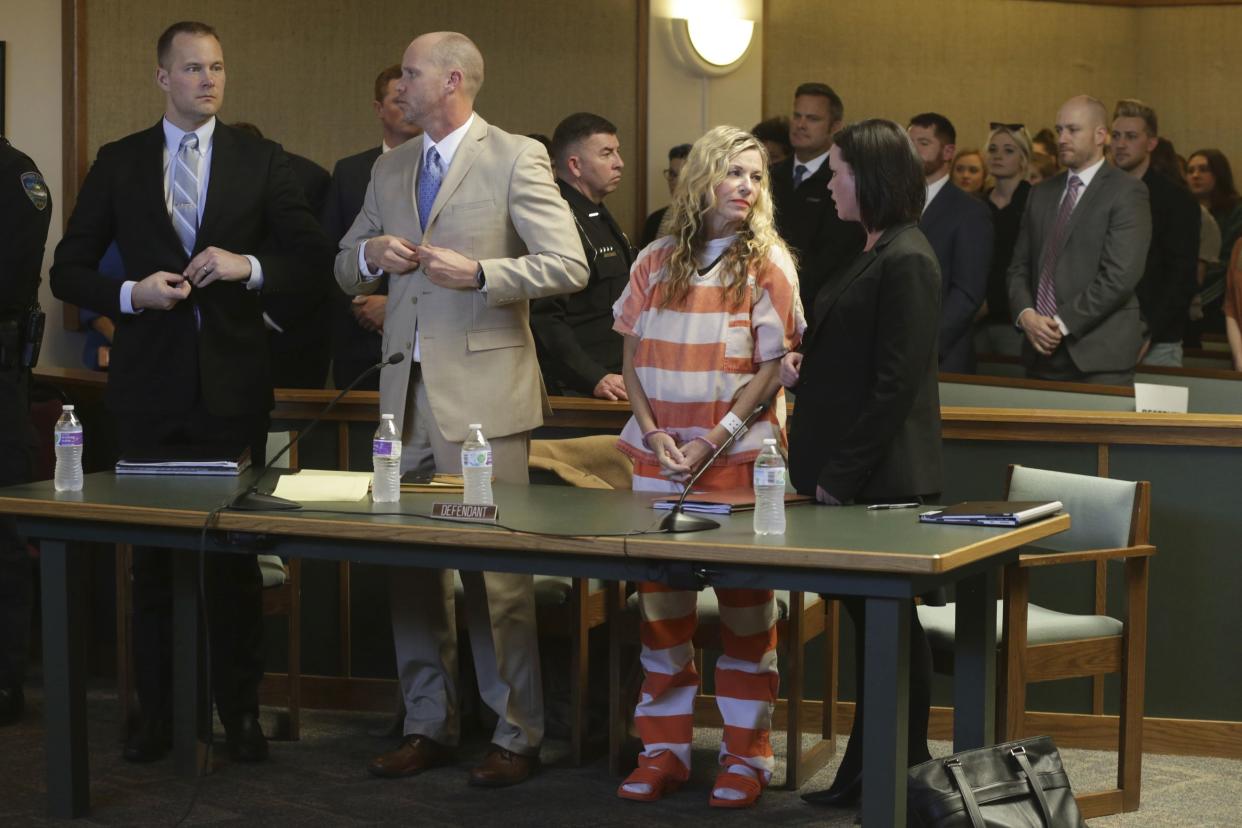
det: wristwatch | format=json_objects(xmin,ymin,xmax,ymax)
[{"xmin": 475, "ymin": 264, "xmax": 486, "ymax": 290}]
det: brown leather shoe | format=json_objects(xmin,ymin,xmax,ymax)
[
  {"xmin": 468, "ymin": 744, "xmax": 541, "ymax": 788},
  {"xmin": 367, "ymin": 734, "xmax": 454, "ymax": 778}
]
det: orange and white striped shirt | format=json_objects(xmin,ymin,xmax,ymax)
[{"xmin": 612, "ymin": 237, "xmax": 805, "ymax": 471}]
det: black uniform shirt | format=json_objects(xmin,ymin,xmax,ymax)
[
  {"xmin": 0, "ymin": 138, "xmax": 52, "ymax": 316},
  {"xmin": 530, "ymin": 178, "xmax": 635, "ymax": 395}
]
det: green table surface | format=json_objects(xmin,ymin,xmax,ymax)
[{"xmin": 0, "ymin": 473, "xmax": 1068, "ymax": 575}]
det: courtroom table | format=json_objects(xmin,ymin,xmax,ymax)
[{"xmin": 0, "ymin": 473, "xmax": 1067, "ymax": 828}]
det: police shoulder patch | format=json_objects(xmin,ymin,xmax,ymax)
[{"xmin": 20, "ymin": 172, "xmax": 50, "ymax": 211}]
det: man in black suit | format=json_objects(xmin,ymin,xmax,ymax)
[
  {"xmin": 908, "ymin": 113, "xmax": 994, "ymax": 373},
  {"xmin": 1110, "ymin": 99, "xmax": 1200, "ymax": 367},
  {"xmin": 322, "ymin": 64, "xmax": 422, "ymax": 389},
  {"xmin": 51, "ymin": 21, "xmax": 333, "ymax": 762},
  {"xmin": 1008, "ymin": 96, "xmax": 1151, "ymax": 385},
  {"xmin": 233, "ymin": 122, "xmax": 334, "ymax": 389},
  {"xmin": 769, "ymin": 82, "xmax": 865, "ymax": 314}
]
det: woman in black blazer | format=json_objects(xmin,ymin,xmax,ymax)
[{"xmin": 781, "ymin": 119, "xmax": 943, "ymax": 808}]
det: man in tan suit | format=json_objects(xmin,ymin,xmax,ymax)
[{"xmin": 335, "ymin": 32, "xmax": 587, "ymax": 787}]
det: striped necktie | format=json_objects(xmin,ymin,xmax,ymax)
[
  {"xmin": 1034, "ymin": 175, "xmax": 1083, "ymax": 318},
  {"xmin": 172, "ymin": 132, "xmax": 200, "ymax": 256}
]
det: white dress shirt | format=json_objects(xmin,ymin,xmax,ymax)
[{"xmin": 121, "ymin": 117, "xmax": 263, "ymax": 314}]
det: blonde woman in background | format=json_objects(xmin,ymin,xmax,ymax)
[
  {"xmin": 976, "ymin": 124, "xmax": 1034, "ymax": 356},
  {"xmin": 951, "ymin": 148, "xmax": 988, "ymax": 194}
]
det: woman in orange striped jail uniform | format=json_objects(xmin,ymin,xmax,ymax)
[{"xmin": 611, "ymin": 125, "xmax": 806, "ymax": 808}]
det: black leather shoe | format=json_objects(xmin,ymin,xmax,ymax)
[
  {"xmin": 123, "ymin": 716, "xmax": 172, "ymax": 762},
  {"xmin": 226, "ymin": 713, "xmax": 269, "ymax": 763},
  {"xmin": 801, "ymin": 772, "xmax": 862, "ymax": 807},
  {"xmin": 0, "ymin": 686, "xmax": 24, "ymax": 726}
]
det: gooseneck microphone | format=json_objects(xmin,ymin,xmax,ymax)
[
  {"xmin": 228, "ymin": 352, "xmax": 406, "ymax": 511},
  {"xmin": 659, "ymin": 400, "xmax": 772, "ymax": 534}
]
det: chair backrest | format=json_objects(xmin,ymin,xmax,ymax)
[
  {"xmin": 266, "ymin": 431, "xmax": 298, "ymax": 471},
  {"xmin": 1005, "ymin": 465, "xmax": 1144, "ymax": 551}
]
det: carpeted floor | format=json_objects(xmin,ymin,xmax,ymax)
[{"xmin": 1, "ymin": 684, "xmax": 1238, "ymax": 826}]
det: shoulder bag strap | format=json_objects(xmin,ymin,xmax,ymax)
[
  {"xmin": 1010, "ymin": 745, "xmax": 1055, "ymax": 826},
  {"xmin": 945, "ymin": 758, "xmax": 986, "ymax": 828}
]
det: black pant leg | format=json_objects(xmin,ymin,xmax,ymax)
[
  {"xmin": 0, "ymin": 371, "xmax": 32, "ymax": 688},
  {"xmin": 130, "ymin": 545, "xmax": 173, "ymax": 723},
  {"xmin": 205, "ymin": 552, "xmax": 263, "ymax": 728},
  {"xmin": 833, "ymin": 595, "xmax": 933, "ymax": 785}
]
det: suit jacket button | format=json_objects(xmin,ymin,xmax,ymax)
[{"xmin": 411, "ymin": 296, "xmax": 418, "ymax": 304}]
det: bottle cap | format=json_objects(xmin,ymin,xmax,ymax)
[
  {"xmin": 763, "ymin": 438, "xmax": 776, "ymax": 445},
  {"xmin": 468, "ymin": 423, "xmax": 482, "ymax": 429},
  {"xmin": 381, "ymin": 413, "xmax": 394, "ymax": 419},
  {"xmin": 63, "ymin": 405, "xmax": 75, "ymax": 411}
]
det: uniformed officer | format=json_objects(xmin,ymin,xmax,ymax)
[
  {"xmin": 0, "ymin": 137, "xmax": 52, "ymax": 726},
  {"xmin": 531, "ymin": 112, "xmax": 635, "ymax": 400}
]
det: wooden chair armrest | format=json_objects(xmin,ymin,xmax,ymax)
[{"xmin": 1016, "ymin": 544, "xmax": 1156, "ymax": 569}]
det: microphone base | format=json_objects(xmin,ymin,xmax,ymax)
[
  {"xmin": 229, "ymin": 490, "xmax": 302, "ymax": 511},
  {"xmin": 659, "ymin": 510, "xmax": 720, "ymax": 533}
]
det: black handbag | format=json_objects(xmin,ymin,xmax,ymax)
[{"xmin": 907, "ymin": 735, "xmax": 1085, "ymax": 827}]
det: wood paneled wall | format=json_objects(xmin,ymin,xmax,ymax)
[{"xmin": 82, "ymin": 0, "xmax": 643, "ymax": 232}]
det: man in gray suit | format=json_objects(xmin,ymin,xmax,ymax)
[
  {"xmin": 1008, "ymin": 95, "xmax": 1151, "ymax": 384},
  {"xmin": 335, "ymin": 32, "xmax": 587, "ymax": 786}
]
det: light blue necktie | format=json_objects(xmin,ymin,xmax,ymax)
[
  {"xmin": 172, "ymin": 132, "xmax": 200, "ymax": 256},
  {"xmin": 417, "ymin": 147, "xmax": 443, "ymax": 230}
]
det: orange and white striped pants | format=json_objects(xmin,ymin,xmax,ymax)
[{"xmin": 633, "ymin": 581, "xmax": 779, "ymax": 783}]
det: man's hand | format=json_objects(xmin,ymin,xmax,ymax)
[
  {"xmin": 364, "ymin": 235, "xmax": 420, "ymax": 275},
  {"xmin": 184, "ymin": 247, "xmax": 252, "ymax": 287},
  {"xmin": 1017, "ymin": 309, "xmax": 1063, "ymax": 356},
  {"xmin": 779, "ymin": 351, "xmax": 803, "ymax": 388},
  {"xmin": 131, "ymin": 271, "xmax": 192, "ymax": 310},
  {"xmin": 418, "ymin": 243, "xmax": 479, "ymax": 290},
  {"xmin": 351, "ymin": 295, "xmax": 388, "ymax": 332},
  {"xmin": 593, "ymin": 373, "xmax": 628, "ymax": 401}
]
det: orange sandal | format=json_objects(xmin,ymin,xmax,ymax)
[
  {"xmin": 617, "ymin": 753, "xmax": 685, "ymax": 802},
  {"xmin": 709, "ymin": 769, "xmax": 763, "ymax": 809}
]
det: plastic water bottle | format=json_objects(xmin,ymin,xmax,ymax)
[
  {"xmin": 461, "ymin": 423, "xmax": 494, "ymax": 506},
  {"xmin": 372, "ymin": 414, "xmax": 402, "ymax": 503},
  {"xmin": 53, "ymin": 404, "xmax": 85, "ymax": 492},
  {"xmin": 753, "ymin": 438, "xmax": 786, "ymax": 535}
]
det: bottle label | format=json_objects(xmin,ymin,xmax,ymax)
[
  {"xmin": 56, "ymin": 431, "xmax": 84, "ymax": 447},
  {"xmin": 373, "ymin": 439, "xmax": 401, "ymax": 458},
  {"xmin": 754, "ymin": 467, "xmax": 785, "ymax": 487},
  {"xmin": 462, "ymin": 448, "xmax": 493, "ymax": 469}
]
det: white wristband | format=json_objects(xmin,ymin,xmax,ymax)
[{"xmin": 719, "ymin": 412, "xmax": 744, "ymax": 436}]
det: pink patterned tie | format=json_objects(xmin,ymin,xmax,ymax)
[{"xmin": 1035, "ymin": 175, "xmax": 1083, "ymax": 318}]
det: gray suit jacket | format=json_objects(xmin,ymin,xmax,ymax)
[
  {"xmin": 1007, "ymin": 163, "xmax": 1151, "ymax": 373},
  {"xmin": 334, "ymin": 115, "xmax": 588, "ymax": 442}
]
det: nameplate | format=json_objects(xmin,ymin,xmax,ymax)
[{"xmin": 430, "ymin": 502, "xmax": 499, "ymax": 523}]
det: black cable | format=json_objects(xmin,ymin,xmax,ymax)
[{"xmin": 174, "ymin": 502, "xmax": 226, "ymax": 827}]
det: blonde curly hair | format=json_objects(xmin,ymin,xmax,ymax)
[{"xmin": 659, "ymin": 126, "xmax": 790, "ymax": 310}]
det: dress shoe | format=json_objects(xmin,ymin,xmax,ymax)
[
  {"xmin": 123, "ymin": 717, "xmax": 172, "ymax": 762},
  {"xmin": 0, "ymin": 686, "xmax": 24, "ymax": 726},
  {"xmin": 468, "ymin": 745, "xmax": 540, "ymax": 788},
  {"xmin": 801, "ymin": 772, "xmax": 862, "ymax": 807},
  {"xmin": 368, "ymin": 734, "xmax": 454, "ymax": 778},
  {"xmin": 225, "ymin": 713, "xmax": 269, "ymax": 763}
]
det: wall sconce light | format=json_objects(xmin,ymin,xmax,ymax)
[{"xmin": 670, "ymin": 14, "xmax": 755, "ymax": 76}]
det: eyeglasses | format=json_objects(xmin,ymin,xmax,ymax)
[{"xmin": 990, "ymin": 122, "xmax": 1025, "ymax": 132}]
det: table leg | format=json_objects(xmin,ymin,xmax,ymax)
[
  {"xmin": 40, "ymin": 539, "xmax": 90, "ymax": 818},
  {"xmin": 173, "ymin": 550, "xmax": 210, "ymax": 776},
  {"xmin": 861, "ymin": 596, "xmax": 909, "ymax": 828},
  {"xmin": 953, "ymin": 570, "xmax": 997, "ymax": 750}
]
